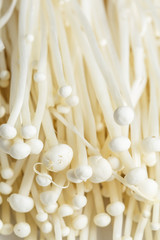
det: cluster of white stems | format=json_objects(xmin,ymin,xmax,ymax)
[{"xmin": 0, "ymin": 0, "xmax": 160, "ymax": 239}]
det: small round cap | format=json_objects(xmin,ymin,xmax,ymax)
[
  {"xmin": 26, "ymin": 139, "xmax": 43, "ymax": 155},
  {"xmin": 36, "ymin": 212, "xmax": 48, "ymax": 222},
  {"xmin": 58, "ymin": 85, "xmax": 72, "ymax": 98},
  {"xmin": 114, "ymin": 106, "xmax": 134, "ymax": 125},
  {"xmin": 58, "ymin": 204, "xmax": 73, "ymax": 217},
  {"xmin": 41, "ymin": 221, "xmax": 52, "ymax": 234},
  {"xmin": 21, "ymin": 125, "xmax": 36, "ymax": 139},
  {"xmin": 109, "ymin": 136, "xmax": 131, "ymax": 152},
  {"xmin": 36, "ymin": 174, "xmax": 52, "ymax": 187},
  {"xmin": 0, "ymin": 124, "xmax": 17, "ymax": 139},
  {"xmin": 106, "ymin": 201, "xmax": 125, "ymax": 216},
  {"xmin": 138, "ymin": 178, "xmax": 159, "ymax": 199},
  {"xmin": 10, "ymin": 142, "xmax": 31, "ymax": 160},
  {"xmin": 125, "ymin": 167, "xmax": 147, "ymax": 185},
  {"xmin": 72, "ymin": 214, "xmax": 88, "ymax": 230},
  {"xmin": 94, "ymin": 213, "xmax": 111, "ymax": 227},
  {"xmin": 72, "ymin": 195, "xmax": 87, "ymax": 209},
  {"xmin": 43, "ymin": 144, "xmax": 73, "ymax": 172},
  {"xmin": 14, "ymin": 222, "xmax": 31, "ymax": 238},
  {"xmin": 88, "ymin": 156, "xmax": 112, "ymax": 183},
  {"xmin": 7, "ymin": 194, "xmax": 34, "ymax": 213},
  {"xmin": 74, "ymin": 165, "xmax": 92, "ymax": 181},
  {"xmin": 1, "ymin": 168, "xmax": 14, "ymax": 180}
]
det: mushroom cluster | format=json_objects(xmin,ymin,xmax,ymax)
[{"xmin": 0, "ymin": 0, "xmax": 160, "ymax": 239}]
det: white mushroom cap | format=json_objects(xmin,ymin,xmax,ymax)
[
  {"xmin": 108, "ymin": 156, "xmax": 122, "ymax": 171},
  {"xmin": 72, "ymin": 195, "xmax": 87, "ymax": 209},
  {"xmin": 94, "ymin": 213, "xmax": 111, "ymax": 227},
  {"xmin": 0, "ymin": 70, "xmax": 10, "ymax": 81},
  {"xmin": 40, "ymin": 191, "xmax": 58, "ymax": 206},
  {"xmin": 0, "ymin": 182, "xmax": 12, "ymax": 195},
  {"xmin": 113, "ymin": 106, "xmax": 134, "ymax": 126},
  {"xmin": 125, "ymin": 167, "xmax": 147, "ymax": 185},
  {"xmin": 1, "ymin": 167, "xmax": 14, "ymax": 179},
  {"xmin": 10, "ymin": 142, "xmax": 31, "ymax": 160},
  {"xmin": 58, "ymin": 85, "xmax": 72, "ymax": 98},
  {"xmin": 142, "ymin": 137, "xmax": 160, "ymax": 152},
  {"xmin": 142, "ymin": 152, "xmax": 157, "ymax": 167},
  {"xmin": 58, "ymin": 204, "xmax": 73, "ymax": 217},
  {"xmin": 43, "ymin": 144, "xmax": 73, "ymax": 172},
  {"xmin": 0, "ymin": 124, "xmax": 17, "ymax": 139},
  {"xmin": 67, "ymin": 169, "xmax": 83, "ymax": 183},
  {"xmin": 109, "ymin": 136, "xmax": 131, "ymax": 152},
  {"xmin": 106, "ymin": 201, "xmax": 125, "ymax": 216},
  {"xmin": 88, "ymin": 156, "xmax": 112, "ymax": 183},
  {"xmin": 72, "ymin": 214, "xmax": 88, "ymax": 230},
  {"xmin": 74, "ymin": 165, "xmax": 93, "ymax": 181},
  {"xmin": 41, "ymin": 221, "xmax": 53, "ymax": 234},
  {"xmin": 62, "ymin": 226, "xmax": 70, "ymax": 237},
  {"xmin": 13, "ymin": 222, "xmax": 31, "ymax": 238},
  {"xmin": 7, "ymin": 194, "xmax": 34, "ymax": 213},
  {"xmin": 66, "ymin": 95, "xmax": 79, "ymax": 106},
  {"xmin": 36, "ymin": 212, "xmax": 48, "ymax": 222},
  {"xmin": 138, "ymin": 178, "xmax": 159, "ymax": 198},
  {"xmin": 26, "ymin": 139, "xmax": 43, "ymax": 155},
  {"xmin": 44, "ymin": 203, "xmax": 58, "ymax": 214},
  {"xmin": 1, "ymin": 223, "xmax": 13, "ymax": 235},
  {"xmin": 21, "ymin": 125, "xmax": 37, "ymax": 139},
  {"xmin": 36, "ymin": 174, "xmax": 52, "ymax": 187}
]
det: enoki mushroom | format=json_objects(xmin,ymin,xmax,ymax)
[{"xmin": 0, "ymin": 0, "xmax": 160, "ymax": 239}]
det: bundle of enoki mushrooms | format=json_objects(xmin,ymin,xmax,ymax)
[{"xmin": 1, "ymin": 0, "xmax": 160, "ymax": 239}]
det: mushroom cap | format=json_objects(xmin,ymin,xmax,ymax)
[
  {"xmin": 106, "ymin": 201, "xmax": 125, "ymax": 216},
  {"xmin": 125, "ymin": 167, "xmax": 147, "ymax": 185},
  {"xmin": 10, "ymin": 142, "xmax": 31, "ymax": 160},
  {"xmin": 0, "ymin": 182, "xmax": 12, "ymax": 195},
  {"xmin": 43, "ymin": 144, "xmax": 73, "ymax": 172},
  {"xmin": 109, "ymin": 136, "xmax": 131, "ymax": 152},
  {"xmin": 67, "ymin": 169, "xmax": 83, "ymax": 183},
  {"xmin": 138, "ymin": 178, "xmax": 159, "ymax": 199},
  {"xmin": 58, "ymin": 85, "xmax": 72, "ymax": 98},
  {"xmin": 72, "ymin": 214, "xmax": 88, "ymax": 230},
  {"xmin": 40, "ymin": 191, "xmax": 58, "ymax": 206},
  {"xmin": 44, "ymin": 203, "xmax": 58, "ymax": 214},
  {"xmin": 41, "ymin": 221, "xmax": 52, "ymax": 234},
  {"xmin": 72, "ymin": 195, "xmax": 87, "ymax": 209},
  {"xmin": 14, "ymin": 222, "xmax": 31, "ymax": 238},
  {"xmin": 94, "ymin": 213, "xmax": 111, "ymax": 227},
  {"xmin": 58, "ymin": 204, "xmax": 73, "ymax": 217},
  {"xmin": 88, "ymin": 156, "xmax": 112, "ymax": 183},
  {"xmin": 142, "ymin": 137, "xmax": 160, "ymax": 152},
  {"xmin": 1, "ymin": 167, "xmax": 14, "ymax": 180},
  {"xmin": 1, "ymin": 223, "xmax": 13, "ymax": 235},
  {"xmin": 66, "ymin": 95, "xmax": 79, "ymax": 106},
  {"xmin": 7, "ymin": 194, "xmax": 34, "ymax": 213},
  {"xmin": 74, "ymin": 165, "xmax": 93, "ymax": 181},
  {"xmin": 21, "ymin": 125, "xmax": 37, "ymax": 139},
  {"xmin": 36, "ymin": 173, "xmax": 52, "ymax": 187},
  {"xmin": 26, "ymin": 139, "xmax": 43, "ymax": 155},
  {"xmin": 0, "ymin": 124, "xmax": 17, "ymax": 139},
  {"xmin": 62, "ymin": 226, "xmax": 70, "ymax": 237},
  {"xmin": 114, "ymin": 106, "xmax": 134, "ymax": 126},
  {"xmin": 36, "ymin": 212, "xmax": 48, "ymax": 222}
]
